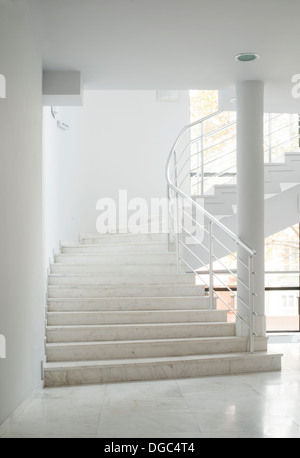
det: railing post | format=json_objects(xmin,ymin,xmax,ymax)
[
  {"xmin": 248, "ymin": 255, "xmax": 255, "ymax": 354},
  {"xmin": 174, "ymin": 150, "xmax": 180, "ymax": 273},
  {"xmin": 167, "ymin": 184, "xmax": 171, "ymax": 252},
  {"xmin": 209, "ymin": 221, "xmax": 214, "ymax": 310},
  {"xmin": 268, "ymin": 113, "xmax": 272, "ymax": 163}
]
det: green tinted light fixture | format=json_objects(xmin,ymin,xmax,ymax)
[{"xmin": 235, "ymin": 53, "xmax": 260, "ymax": 62}]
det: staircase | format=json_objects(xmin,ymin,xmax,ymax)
[
  {"xmin": 201, "ymin": 152, "xmax": 300, "ymax": 232},
  {"xmin": 186, "ymin": 152, "xmax": 300, "ymax": 265},
  {"xmin": 43, "ymin": 232, "xmax": 281, "ymax": 386},
  {"xmin": 43, "ymin": 110, "xmax": 290, "ymax": 386}
]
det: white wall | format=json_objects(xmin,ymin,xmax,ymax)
[
  {"xmin": 43, "ymin": 90, "xmax": 190, "ymax": 259},
  {"xmin": 0, "ymin": 1, "xmax": 43, "ymax": 425}
]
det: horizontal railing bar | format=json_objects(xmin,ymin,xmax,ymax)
[
  {"xmin": 266, "ymin": 120, "xmax": 299, "ymax": 137},
  {"xmin": 267, "ymin": 134, "xmax": 300, "ymax": 152},
  {"xmin": 211, "ymin": 255, "xmax": 240, "ymax": 283},
  {"xmin": 178, "ymin": 145, "xmax": 236, "ymax": 187},
  {"xmin": 189, "ymin": 127, "xmax": 236, "ymax": 152},
  {"xmin": 211, "ymin": 256, "xmax": 250, "ymax": 291},
  {"xmin": 198, "ymin": 269, "xmax": 300, "ymax": 275},
  {"xmin": 178, "ymin": 239, "xmax": 208, "ymax": 269},
  {"xmin": 179, "ymin": 257, "xmax": 209, "ymax": 287},
  {"xmin": 201, "ymin": 120, "xmax": 236, "ymax": 139},
  {"xmin": 170, "ymin": 110, "xmax": 223, "ymax": 154},
  {"xmin": 202, "ymin": 163, "xmax": 237, "ymax": 181},
  {"xmin": 191, "ymin": 172, "xmax": 236, "ymax": 178},
  {"xmin": 190, "ymin": 146, "xmax": 236, "ymax": 171},
  {"xmin": 177, "ymin": 205, "xmax": 210, "ymax": 235},
  {"xmin": 177, "ymin": 221, "xmax": 210, "ymax": 253},
  {"xmin": 212, "ymin": 290, "xmax": 251, "ymax": 331},
  {"xmin": 205, "ymin": 286, "xmax": 300, "ymax": 292},
  {"xmin": 264, "ymin": 113, "xmax": 284, "ymax": 123},
  {"xmin": 191, "ymin": 164, "xmax": 237, "ymax": 193},
  {"xmin": 210, "ymin": 236, "xmax": 239, "ymax": 260},
  {"xmin": 213, "ymin": 272, "xmax": 251, "ymax": 310},
  {"xmin": 210, "ymin": 236, "xmax": 251, "ymax": 270},
  {"xmin": 178, "ymin": 206, "xmax": 210, "ymax": 235}
]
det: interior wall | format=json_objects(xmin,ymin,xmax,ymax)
[
  {"xmin": 43, "ymin": 90, "xmax": 190, "ymax": 260},
  {"xmin": 0, "ymin": 1, "xmax": 43, "ymax": 425}
]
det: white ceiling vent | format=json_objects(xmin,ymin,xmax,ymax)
[{"xmin": 157, "ymin": 91, "xmax": 179, "ymax": 102}]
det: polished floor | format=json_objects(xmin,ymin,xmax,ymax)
[{"xmin": 1, "ymin": 338, "xmax": 300, "ymax": 438}]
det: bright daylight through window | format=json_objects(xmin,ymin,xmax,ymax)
[{"xmin": 190, "ymin": 90, "xmax": 300, "ymax": 332}]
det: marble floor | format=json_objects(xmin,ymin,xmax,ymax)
[{"xmin": 1, "ymin": 338, "xmax": 300, "ymax": 438}]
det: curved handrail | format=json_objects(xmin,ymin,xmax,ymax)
[
  {"xmin": 166, "ymin": 112, "xmax": 255, "ymax": 256},
  {"xmin": 166, "ymin": 110, "xmax": 299, "ymax": 355},
  {"xmin": 166, "ymin": 110, "xmax": 256, "ymax": 354}
]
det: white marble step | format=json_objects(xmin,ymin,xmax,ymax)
[
  {"xmin": 54, "ymin": 252, "xmax": 176, "ymax": 265},
  {"xmin": 48, "ymin": 273, "xmax": 195, "ymax": 286},
  {"xmin": 43, "ymin": 351, "xmax": 282, "ymax": 386},
  {"xmin": 47, "ymin": 296, "xmax": 212, "ymax": 312},
  {"xmin": 61, "ymin": 242, "xmax": 169, "ymax": 254},
  {"xmin": 80, "ymin": 233, "xmax": 168, "ymax": 245},
  {"xmin": 50, "ymin": 263, "xmax": 186, "ymax": 275},
  {"xmin": 47, "ymin": 309, "xmax": 226, "ymax": 326},
  {"xmin": 46, "ymin": 336, "xmax": 268, "ymax": 362},
  {"xmin": 46, "ymin": 322, "xmax": 235, "ymax": 343},
  {"xmin": 47, "ymin": 284, "xmax": 205, "ymax": 299}
]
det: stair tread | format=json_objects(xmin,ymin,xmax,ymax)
[
  {"xmin": 49, "ymin": 273, "xmax": 191, "ymax": 277},
  {"xmin": 48, "ymin": 296, "xmax": 207, "ymax": 301},
  {"xmin": 62, "ymin": 242, "xmax": 168, "ymax": 247},
  {"xmin": 45, "ymin": 335, "xmax": 249, "ymax": 347},
  {"xmin": 56, "ymin": 252, "xmax": 175, "ymax": 256},
  {"xmin": 47, "ymin": 321, "xmax": 231, "ymax": 329},
  {"xmin": 46, "ymin": 309, "xmax": 219, "ymax": 314},
  {"xmin": 47, "ymin": 284, "xmax": 201, "ymax": 288},
  {"xmin": 44, "ymin": 351, "xmax": 282, "ymax": 370}
]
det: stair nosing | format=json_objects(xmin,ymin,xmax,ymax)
[
  {"xmin": 43, "ymin": 351, "xmax": 282, "ymax": 370},
  {"xmin": 45, "ymin": 335, "xmax": 249, "ymax": 348},
  {"xmin": 46, "ymin": 321, "xmax": 233, "ymax": 330}
]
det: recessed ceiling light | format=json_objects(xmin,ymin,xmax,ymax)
[{"xmin": 235, "ymin": 53, "xmax": 260, "ymax": 62}]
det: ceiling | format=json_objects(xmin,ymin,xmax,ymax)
[{"xmin": 28, "ymin": 0, "xmax": 300, "ymax": 112}]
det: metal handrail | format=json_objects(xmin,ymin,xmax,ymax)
[
  {"xmin": 167, "ymin": 110, "xmax": 300, "ymax": 354},
  {"xmin": 166, "ymin": 110, "xmax": 257, "ymax": 354},
  {"xmin": 186, "ymin": 112, "xmax": 299, "ymax": 196},
  {"xmin": 166, "ymin": 165, "xmax": 255, "ymax": 257}
]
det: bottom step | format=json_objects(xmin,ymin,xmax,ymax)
[{"xmin": 43, "ymin": 352, "xmax": 282, "ymax": 387}]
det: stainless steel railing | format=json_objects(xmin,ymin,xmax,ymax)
[
  {"xmin": 166, "ymin": 111, "xmax": 257, "ymax": 352},
  {"xmin": 166, "ymin": 110, "xmax": 299, "ymax": 353},
  {"xmin": 185, "ymin": 112, "xmax": 299, "ymax": 196}
]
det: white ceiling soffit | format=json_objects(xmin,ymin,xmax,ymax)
[{"xmin": 28, "ymin": 0, "xmax": 300, "ymax": 112}]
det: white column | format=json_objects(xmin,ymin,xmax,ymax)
[{"xmin": 236, "ymin": 80, "xmax": 266, "ymax": 337}]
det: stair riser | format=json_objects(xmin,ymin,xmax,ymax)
[
  {"xmin": 55, "ymin": 253, "xmax": 176, "ymax": 265},
  {"xmin": 62, "ymin": 244, "xmax": 168, "ymax": 254},
  {"xmin": 46, "ymin": 323, "xmax": 235, "ymax": 343},
  {"xmin": 43, "ymin": 353, "xmax": 282, "ymax": 387},
  {"xmin": 47, "ymin": 285, "xmax": 205, "ymax": 299},
  {"xmin": 50, "ymin": 264, "xmax": 185, "ymax": 275},
  {"xmin": 80, "ymin": 233, "xmax": 168, "ymax": 245},
  {"xmin": 47, "ymin": 297, "xmax": 212, "ymax": 312},
  {"xmin": 48, "ymin": 274, "xmax": 195, "ymax": 286},
  {"xmin": 46, "ymin": 310, "xmax": 227, "ymax": 326},
  {"xmin": 46, "ymin": 337, "xmax": 268, "ymax": 362}
]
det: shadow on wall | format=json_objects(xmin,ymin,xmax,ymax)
[{"xmin": 0, "ymin": 334, "xmax": 6, "ymax": 359}]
